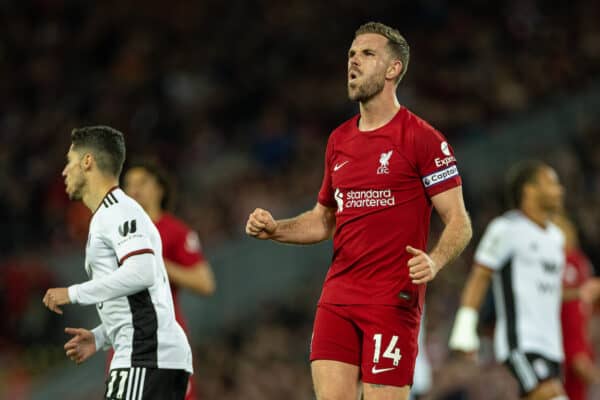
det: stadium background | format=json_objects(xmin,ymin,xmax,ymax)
[{"xmin": 1, "ymin": 0, "xmax": 600, "ymax": 398}]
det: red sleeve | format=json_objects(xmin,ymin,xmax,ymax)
[
  {"xmin": 413, "ymin": 120, "xmax": 462, "ymax": 197},
  {"xmin": 172, "ymin": 229, "xmax": 204, "ymax": 268},
  {"xmin": 160, "ymin": 219, "xmax": 204, "ymax": 268},
  {"xmin": 317, "ymin": 135, "xmax": 336, "ymax": 208}
]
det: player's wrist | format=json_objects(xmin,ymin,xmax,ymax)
[
  {"xmin": 67, "ymin": 285, "xmax": 79, "ymax": 304},
  {"xmin": 268, "ymin": 220, "xmax": 280, "ymax": 239},
  {"xmin": 449, "ymin": 306, "xmax": 480, "ymax": 352}
]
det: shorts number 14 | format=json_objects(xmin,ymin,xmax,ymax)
[{"xmin": 373, "ymin": 333, "xmax": 402, "ymax": 366}]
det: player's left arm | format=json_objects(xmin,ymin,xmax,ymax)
[
  {"xmin": 164, "ymin": 259, "xmax": 216, "ymax": 296},
  {"xmin": 562, "ymin": 286, "xmax": 580, "ymax": 301},
  {"xmin": 407, "ymin": 186, "xmax": 472, "ymax": 284},
  {"xmin": 580, "ymin": 277, "xmax": 600, "ymax": 304}
]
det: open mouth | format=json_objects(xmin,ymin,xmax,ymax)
[{"xmin": 349, "ymin": 72, "xmax": 358, "ymax": 81}]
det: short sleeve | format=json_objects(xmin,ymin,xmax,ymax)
[
  {"xmin": 414, "ymin": 123, "xmax": 462, "ymax": 197},
  {"xmin": 474, "ymin": 218, "xmax": 513, "ymax": 270},
  {"xmin": 317, "ymin": 137, "xmax": 336, "ymax": 208},
  {"xmin": 103, "ymin": 216, "xmax": 155, "ymax": 265},
  {"xmin": 170, "ymin": 229, "xmax": 204, "ymax": 268}
]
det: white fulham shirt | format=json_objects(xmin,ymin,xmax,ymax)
[
  {"xmin": 475, "ymin": 210, "xmax": 565, "ymax": 363},
  {"xmin": 68, "ymin": 187, "xmax": 193, "ymax": 373}
]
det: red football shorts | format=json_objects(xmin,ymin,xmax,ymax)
[{"xmin": 310, "ymin": 303, "xmax": 420, "ymax": 387}]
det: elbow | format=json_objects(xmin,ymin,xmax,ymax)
[
  {"xmin": 197, "ymin": 275, "xmax": 216, "ymax": 296},
  {"xmin": 201, "ymin": 280, "xmax": 216, "ymax": 296},
  {"xmin": 465, "ymin": 217, "xmax": 473, "ymax": 244},
  {"xmin": 191, "ymin": 264, "xmax": 217, "ymax": 296},
  {"xmin": 141, "ymin": 271, "xmax": 156, "ymax": 288},
  {"xmin": 457, "ymin": 211, "xmax": 473, "ymax": 245}
]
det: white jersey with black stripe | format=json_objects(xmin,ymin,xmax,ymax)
[
  {"xmin": 474, "ymin": 210, "xmax": 565, "ymax": 363},
  {"xmin": 81, "ymin": 187, "xmax": 192, "ymax": 372}
]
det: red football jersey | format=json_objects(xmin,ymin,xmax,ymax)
[
  {"xmin": 561, "ymin": 248, "xmax": 594, "ymax": 400},
  {"xmin": 317, "ymin": 107, "xmax": 461, "ymax": 311},
  {"xmin": 156, "ymin": 212, "xmax": 205, "ymax": 332}
]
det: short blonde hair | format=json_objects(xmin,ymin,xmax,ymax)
[{"xmin": 355, "ymin": 22, "xmax": 410, "ymax": 83}]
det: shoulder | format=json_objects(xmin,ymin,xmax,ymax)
[
  {"xmin": 401, "ymin": 108, "xmax": 446, "ymax": 142},
  {"xmin": 94, "ymin": 189, "xmax": 149, "ymax": 232},
  {"xmin": 157, "ymin": 213, "xmax": 191, "ymax": 235},
  {"xmin": 546, "ymin": 222, "xmax": 566, "ymax": 244},
  {"xmin": 329, "ymin": 114, "xmax": 359, "ymax": 142},
  {"xmin": 485, "ymin": 211, "xmax": 520, "ymax": 235}
]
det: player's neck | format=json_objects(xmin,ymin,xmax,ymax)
[
  {"xmin": 520, "ymin": 204, "xmax": 549, "ymax": 229},
  {"xmin": 83, "ymin": 175, "xmax": 119, "ymax": 212},
  {"xmin": 358, "ymin": 92, "xmax": 400, "ymax": 131},
  {"xmin": 146, "ymin": 205, "xmax": 163, "ymax": 222}
]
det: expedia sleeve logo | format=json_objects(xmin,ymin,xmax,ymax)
[{"xmin": 118, "ymin": 219, "xmax": 137, "ymax": 236}]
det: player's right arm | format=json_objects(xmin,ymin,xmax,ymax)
[
  {"xmin": 448, "ymin": 264, "xmax": 493, "ymax": 352},
  {"xmin": 245, "ymin": 202, "xmax": 336, "ymax": 244},
  {"xmin": 449, "ymin": 217, "xmax": 512, "ymax": 353}
]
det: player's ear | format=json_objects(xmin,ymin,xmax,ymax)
[
  {"xmin": 386, "ymin": 59, "xmax": 402, "ymax": 81},
  {"xmin": 81, "ymin": 153, "xmax": 94, "ymax": 171},
  {"xmin": 522, "ymin": 182, "xmax": 535, "ymax": 201}
]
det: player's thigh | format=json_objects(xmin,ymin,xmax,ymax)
[
  {"xmin": 141, "ymin": 368, "xmax": 189, "ymax": 400},
  {"xmin": 355, "ymin": 305, "xmax": 419, "ymax": 389},
  {"xmin": 310, "ymin": 304, "xmax": 362, "ymax": 399},
  {"xmin": 312, "ymin": 359, "xmax": 361, "ymax": 400},
  {"xmin": 505, "ymin": 352, "xmax": 563, "ymax": 400},
  {"xmin": 524, "ymin": 379, "xmax": 566, "ymax": 400}
]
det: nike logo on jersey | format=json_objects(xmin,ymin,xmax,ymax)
[
  {"xmin": 333, "ymin": 161, "xmax": 349, "ymax": 171},
  {"xmin": 371, "ymin": 366, "xmax": 395, "ymax": 374}
]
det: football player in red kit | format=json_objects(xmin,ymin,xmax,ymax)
[
  {"xmin": 246, "ymin": 22, "xmax": 471, "ymax": 400},
  {"xmin": 555, "ymin": 214, "xmax": 600, "ymax": 400},
  {"xmin": 123, "ymin": 161, "xmax": 216, "ymax": 400}
]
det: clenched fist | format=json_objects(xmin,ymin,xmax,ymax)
[{"xmin": 246, "ymin": 208, "xmax": 277, "ymax": 240}]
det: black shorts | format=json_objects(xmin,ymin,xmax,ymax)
[
  {"xmin": 503, "ymin": 352, "xmax": 560, "ymax": 396},
  {"xmin": 105, "ymin": 367, "xmax": 189, "ymax": 400}
]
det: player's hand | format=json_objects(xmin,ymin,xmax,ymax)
[
  {"xmin": 64, "ymin": 327, "xmax": 96, "ymax": 365},
  {"xmin": 245, "ymin": 208, "xmax": 277, "ymax": 240},
  {"xmin": 406, "ymin": 246, "xmax": 439, "ymax": 284},
  {"xmin": 43, "ymin": 287, "xmax": 71, "ymax": 315},
  {"xmin": 580, "ymin": 278, "xmax": 600, "ymax": 304}
]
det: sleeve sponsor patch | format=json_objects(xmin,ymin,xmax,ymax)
[
  {"xmin": 422, "ymin": 165, "xmax": 459, "ymax": 188},
  {"xmin": 184, "ymin": 231, "xmax": 202, "ymax": 253}
]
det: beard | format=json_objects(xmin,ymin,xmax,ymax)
[
  {"xmin": 348, "ymin": 73, "xmax": 385, "ymax": 102},
  {"xmin": 67, "ymin": 175, "xmax": 86, "ymax": 201}
]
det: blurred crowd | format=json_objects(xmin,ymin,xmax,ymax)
[
  {"xmin": 2, "ymin": 0, "xmax": 600, "ymax": 254},
  {"xmin": 2, "ymin": 0, "xmax": 600, "ymax": 398}
]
